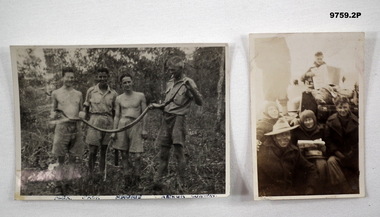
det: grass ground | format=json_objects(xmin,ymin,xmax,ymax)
[{"xmin": 19, "ymin": 99, "xmax": 226, "ymax": 196}]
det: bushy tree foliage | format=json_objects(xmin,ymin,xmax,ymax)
[{"xmin": 16, "ymin": 46, "xmax": 226, "ymax": 196}]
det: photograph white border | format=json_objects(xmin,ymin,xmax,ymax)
[
  {"xmin": 250, "ymin": 33, "xmax": 365, "ymax": 200},
  {"xmin": 11, "ymin": 43, "xmax": 230, "ymax": 200}
]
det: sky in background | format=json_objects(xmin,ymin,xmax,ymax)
[
  {"xmin": 251, "ymin": 32, "xmax": 364, "ymax": 117},
  {"xmin": 286, "ymin": 33, "xmax": 363, "ymax": 89}
]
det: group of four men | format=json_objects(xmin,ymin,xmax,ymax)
[{"xmin": 50, "ymin": 56, "xmax": 203, "ymax": 190}]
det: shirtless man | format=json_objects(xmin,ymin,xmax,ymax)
[
  {"xmin": 50, "ymin": 67, "xmax": 83, "ymax": 189},
  {"xmin": 111, "ymin": 73, "xmax": 147, "ymax": 184}
]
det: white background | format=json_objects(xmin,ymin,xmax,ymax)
[{"xmin": 0, "ymin": 0, "xmax": 379, "ymax": 216}]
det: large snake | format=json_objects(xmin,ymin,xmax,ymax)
[{"xmin": 55, "ymin": 82, "xmax": 187, "ymax": 133}]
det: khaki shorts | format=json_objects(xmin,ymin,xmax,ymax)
[
  {"xmin": 85, "ymin": 114, "xmax": 113, "ymax": 146},
  {"xmin": 156, "ymin": 113, "xmax": 186, "ymax": 147},
  {"xmin": 113, "ymin": 117, "xmax": 143, "ymax": 153},
  {"xmin": 52, "ymin": 122, "xmax": 84, "ymax": 157}
]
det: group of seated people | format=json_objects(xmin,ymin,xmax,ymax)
[{"xmin": 256, "ymin": 95, "xmax": 359, "ymax": 196}]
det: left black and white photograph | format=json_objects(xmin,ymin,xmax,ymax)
[{"xmin": 11, "ymin": 44, "xmax": 229, "ymax": 200}]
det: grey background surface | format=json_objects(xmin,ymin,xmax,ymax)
[{"xmin": 0, "ymin": 0, "xmax": 379, "ymax": 216}]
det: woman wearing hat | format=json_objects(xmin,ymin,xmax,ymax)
[
  {"xmin": 291, "ymin": 110, "xmax": 328, "ymax": 194},
  {"xmin": 256, "ymin": 101, "xmax": 281, "ymax": 148},
  {"xmin": 257, "ymin": 118, "xmax": 318, "ymax": 196}
]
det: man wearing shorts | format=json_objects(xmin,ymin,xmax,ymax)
[
  {"xmin": 50, "ymin": 67, "xmax": 83, "ymax": 184},
  {"xmin": 154, "ymin": 56, "xmax": 203, "ymax": 186},
  {"xmin": 82, "ymin": 68, "xmax": 117, "ymax": 176},
  {"xmin": 111, "ymin": 73, "xmax": 147, "ymax": 183}
]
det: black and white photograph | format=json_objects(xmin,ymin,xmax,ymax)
[
  {"xmin": 250, "ymin": 33, "xmax": 364, "ymax": 200},
  {"xmin": 12, "ymin": 44, "xmax": 229, "ymax": 200}
]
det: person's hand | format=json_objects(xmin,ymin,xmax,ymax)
[
  {"xmin": 79, "ymin": 111, "xmax": 86, "ymax": 119},
  {"xmin": 256, "ymin": 140, "xmax": 262, "ymax": 152},
  {"xmin": 290, "ymin": 118, "xmax": 300, "ymax": 126},
  {"xmin": 335, "ymin": 151, "xmax": 346, "ymax": 160},
  {"xmin": 141, "ymin": 130, "xmax": 148, "ymax": 140},
  {"xmin": 110, "ymin": 133, "xmax": 116, "ymax": 140},
  {"xmin": 150, "ymin": 103, "xmax": 165, "ymax": 110},
  {"xmin": 183, "ymin": 78, "xmax": 196, "ymax": 90}
]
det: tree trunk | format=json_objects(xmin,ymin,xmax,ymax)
[{"xmin": 215, "ymin": 49, "xmax": 225, "ymax": 133}]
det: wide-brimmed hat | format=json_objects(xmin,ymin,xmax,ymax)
[{"xmin": 265, "ymin": 118, "xmax": 298, "ymax": 136}]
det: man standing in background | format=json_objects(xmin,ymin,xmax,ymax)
[{"xmin": 301, "ymin": 51, "xmax": 342, "ymax": 90}]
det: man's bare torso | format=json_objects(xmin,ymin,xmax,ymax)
[
  {"xmin": 53, "ymin": 87, "xmax": 82, "ymax": 118},
  {"xmin": 118, "ymin": 91, "xmax": 144, "ymax": 119}
]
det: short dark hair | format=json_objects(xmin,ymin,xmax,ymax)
[
  {"xmin": 96, "ymin": 67, "xmax": 109, "ymax": 74},
  {"xmin": 166, "ymin": 56, "xmax": 185, "ymax": 69},
  {"xmin": 315, "ymin": 51, "xmax": 323, "ymax": 57},
  {"xmin": 333, "ymin": 95, "xmax": 350, "ymax": 106},
  {"xmin": 119, "ymin": 73, "xmax": 133, "ymax": 82},
  {"xmin": 62, "ymin": 67, "xmax": 75, "ymax": 77}
]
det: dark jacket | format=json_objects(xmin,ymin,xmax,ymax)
[
  {"xmin": 257, "ymin": 137, "xmax": 318, "ymax": 196},
  {"xmin": 325, "ymin": 113, "xmax": 359, "ymax": 169}
]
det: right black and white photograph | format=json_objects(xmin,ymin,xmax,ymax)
[{"xmin": 250, "ymin": 32, "xmax": 365, "ymax": 200}]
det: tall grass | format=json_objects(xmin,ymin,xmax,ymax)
[{"xmin": 20, "ymin": 97, "xmax": 226, "ymax": 196}]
